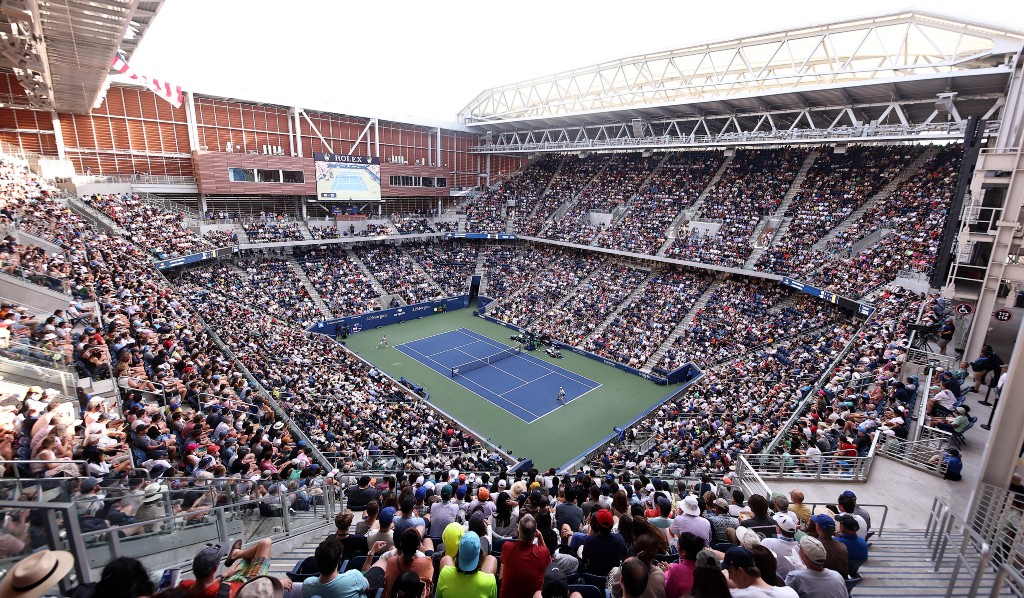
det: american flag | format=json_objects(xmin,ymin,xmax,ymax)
[{"xmin": 110, "ymin": 51, "xmax": 183, "ymax": 108}]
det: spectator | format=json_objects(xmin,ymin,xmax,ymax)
[
  {"xmin": 436, "ymin": 531, "xmax": 498, "ymax": 598},
  {"xmin": 687, "ymin": 550, "xmax": 730, "ymax": 598},
  {"xmin": 784, "ymin": 537, "xmax": 847, "ymax": 598},
  {"xmin": 720, "ymin": 547, "xmax": 797, "ymax": 597},
  {"xmin": 664, "ymin": 532, "xmax": 704, "ymax": 598},
  {"xmin": 499, "ymin": 515, "xmax": 551, "ymax": 598},
  {"xmin": 581, "ymin": 509, "xmax": 626, "ymax": 576},
  {"xmin": 808, "ymin": 515, "xmax": 848, "ymax": 579},
  {"xmin": 303, "ymin": 536, "xmax": 380, "ymax": 598},
  {"xmin": 334, "ymin": 509, "xmax": 370, "ymax": 563},
  {"xmin": 669, "ymin": 496, "xmax": 711, "ymax": 546}
]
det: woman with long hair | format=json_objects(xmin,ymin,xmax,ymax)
[
  {"xmin": 381, "ymin": 528, "xmax": 434, "ymax": 597},
  {"xmin": 687, "ymin": 550, "xmax": 730, "ymax": 598}
]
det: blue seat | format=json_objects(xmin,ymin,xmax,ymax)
[
  {"xmin": 286, "ymin": 556, "xmax": 320, "ymax": 582},
  {"xmin": 952, "ymin": 416, "xmax": 978, "ymax": 448},
  {"xmin": 578, "ymin": 573, "xmax": 607, "ymax": 588},
  {"xmin": 344, "ymin": 555, "xmax": 366, "ymax": 572},
  {"xmin": 569, "ymin": 584, "xmax": 605, "ymax": 598}
]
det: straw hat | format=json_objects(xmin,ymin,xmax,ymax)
[{"xmin": 0, "ymin": 550, "xmax": 75, "ymax": 598}]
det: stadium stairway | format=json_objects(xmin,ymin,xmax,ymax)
[
  {"xmin": 346, "ymin": 248, "xmax": 391, "ymax": 305},
  {"xmin": 850, "ymin": 529, "xmax": 997, "ymax": 597},
  {"xmin": 284, "ymin": 256, "xmax": 334, "ymax": 318},
  {"xmin": 539, "ymin": 158, "xmax": 612, "ymax": 235},
  {"xmin": 811, "ymin": 148, "xmax": 938, "ymax": 252},
  {"xmin": 583, "ymin": 270, "xmax": 655, "ymax": 344},
  {"xmin": 593, "ymin": 154, "xmax": 673, "ymax": 246},
  {"xmin": 642, "ymin": 277, "xmax": 724, "ymax": 372},
  {"xmin": 406, "ymin": 254, "xmax": 446, "ymax": 298},
  {"xmin": 657, "ymin": 154, "xmax": 735, "ymax": 256},
  {"xmin": 523, "ymin": 154, "xmax": 568, "ymax": 223}
]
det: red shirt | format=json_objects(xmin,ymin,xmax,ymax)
[
  {"xmin": 178, "ymin": 579, "xmax": 243, "ymax": 598},
  {"xmin": 499, "ymin": 541, "xmax": 551, "ymax": 598},
  {"xmin": 664, "ymin": 559, "xmax": 697, "ymax": 598}
]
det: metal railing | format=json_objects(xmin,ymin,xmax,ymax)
[
  {"xmin": 0, "ymin": 264, "xmax": 71, "ymax": 295},
  {"xmin": 924, "ymin": 486, "xmax": 1024, "ymax": 598},
  {"xmin": 742, "ymin": 432, "xmax": 881, "ymax": 482},
  {"xmin": 0, "ymin": 483, "xmax": 336, "ymax": 585},
  {"xmin": 878, "ymin": 427, "xmax": 953, "ymax": 477},
  {"xmin": 733, "ymin": 455, "xmax": 774, "ymax": 499},
  {"xmin": 0, "ymin": 354, "xmax": 77, "ymax": 396},
  {"xmin": 71, "ymin": 175, "xmax": 196, "ymax": 186}
]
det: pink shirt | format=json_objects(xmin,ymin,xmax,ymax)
[{"xmin": 664, "ymin": 559, "xmax": 697, "ymax": 598}]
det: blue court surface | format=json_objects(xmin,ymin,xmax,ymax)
[
  {"xmin": 330, "ymin": 173, "xmax": 370, "ymax": 192},
  {"xmin": 395, "ymin": 328, "xmax": 600, "ymax": 423}
]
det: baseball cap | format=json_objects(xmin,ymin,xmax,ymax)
[
  {"xmin": 799, "ymin": 536, "xmax": 828, "ymax": 565},
  {"xmin": 458, "ymin": 531, "xmax": 482, "ymax": 572},
  {"xmin": 543, "ymin": 563, "xmax": 569, "ymax": 598},
  {"xmin": 478, "ymin": 488, "xmax": 490, "ymax": 501},
  {"xmin": 79, "ymin": 477, "xmax": 99, "ymax": 493},
  {"xmin": 840, "ymin": 490, "xmax": 857, "ymax": 500},
  {"xmin": 235, "ymin": 576, "xmax": 284, "ymax": 598},
  {"xmin": 735, "ymin": 526, "xmax": 762, "ymax": 548},
  {"xmin": 695, "ymin": 549, "xmax": 721, "ymax": 570},
  {"xmin": 773, "ymin": 511, "xmax": 798, "ymax": 533},
  {"xmin": 681, "ymin": 495, "xmax": 700, "ymax": 516},
  {"xmin": 721, "ymin": 546, "xmax": 756, "ymax": 570},
  {"xmin": 378, "ymin": 507, "xmax": 396, "ymax": 527},
  {"xmin": 810, "ymin": 513, "xmax": 836, "ymax": 531},
  {"xmin": 415, "ymin": 486, "xmax": 428, "ymax": 500},
  {"xmin": 456, "ymin": 485, "xmax": 468, "ymax": 499},
  {"xmin": 441, "ymin": 484, "xmax": 453, "ymax": 499},
  {"xmin": 442, "ymin": 522, "xmax": 464, "ymax": 558},
  {"xmin": 192, "ymin": 542, "xmax": 232, "ymax": 578},
  {"xmin": 836, "ymin": 514, "xmax": 860, "ymax": 532},
  {"xmin": 713, "ymin": 498, "xmax": 730, "ymax": 511},
  {"xmin": 594, "ymin": 509, "xmax": 614, "ymax": 529}
]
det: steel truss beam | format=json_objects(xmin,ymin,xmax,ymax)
[
  {"xmin": 459, "ymin": 12, "xmax": 1023, "ymax": 125},
  {"xmin": 468, "ymin": 95, "xmax": 1003, "ymax": 153}
]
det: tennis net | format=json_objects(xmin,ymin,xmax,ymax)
[{"xmin": 451, "ymin": 345, "xmax": 522, "ymax": 377}]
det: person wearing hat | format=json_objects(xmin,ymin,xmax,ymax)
[
  {"xmin": 834, "ymin": 491, "xmax": 869, "ymax": 537},
  {"xmin": 834, "ymin": 515, "xmax": 868, "ymax": 576},
  {"xmin": 807, "ymin": 514, "xmax": 848, "ymax": 579},
  {"xmin": 933, "ymin": 406, "xmax": 970, "ymax": 434},
  {"xmin": 580, "ymin": 509, "xmax": 626, "ymax": 576},
  {"xmin": 669, "ymin": 495, "xmax": 711, "ymax": 546},
  {"xmin": 135, "ymin": 482, "xmax": 167, "ymax": 534},
  {"xmin": 499, "ymin": 514, "xmax": 550, "ymax": 598},
  {"xmin": 721, "ymin": 547, "xmax": 797, "ymax": 597},
  {"xmin": 430, "ymin": 485, "xmax": 461, "ymax": 541},
  {"xmin": 436, "ymin": 531, "xmax": 498, "ymax": 598},
  {"xmin": 687, "ymin": 549, "xmax": 729, "ymax": 598},
  {"xmin": 761, "ymin": 512, "xmax": 801, "ymax": 578},
  {"xmin": 929, "ymin": 447, "xmax": 964, "ymax": 481},
  {"xmin": 538, "ymin": 563, "xmax": 578, "ymax": 598},
  {"xmin": 367, "ymin": 507, "xmax": 397, "ymax": 553},
  {"xmin": 704, "ymin": 497, "xmax": 739, "ymax": 549},
  {"xmin": 0, "ymin": 549, "xmax": 74, "ymax": 598},
  {"xmin": 784, "ymin": 536, "xmax": 847, "ymax": 598}
]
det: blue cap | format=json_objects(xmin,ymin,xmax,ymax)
[
  {"xmin": 456, "ymin": 485, "xmax": 467, "ymax": 498},
  {"xmin": 840, "ymin": 490, "xmax": 857, "ymax": 499},
  {"xmin": 415, "ymin": 486, "xmax": 428, "ymax": 500},
  {"xmin": 810, "ymin": 513, "xmax": 835, "ymax": 531},
  {"xmin": 721, "ymin": 547, "xmax": 755, "ymax": 570},
  {"xmin": 378, "ymin": 507, "xmax": 396, "ymax": 526},
  {"xmin": 458, "ymin": 531, "xmax": 482, "ymax": 572}
]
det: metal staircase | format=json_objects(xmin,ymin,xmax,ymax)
[
  {"xmin": 642, "ymin": 278, "xmax": 723, "ymax": 371},
  {"xmin": 284, "ymin": 257, "xmax": 333, "ymax": 318},
  {"xmin": 657, "ymin": 154, "xmax": 735, "ymax": 256}
]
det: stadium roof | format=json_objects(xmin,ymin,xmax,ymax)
[
  {"xmin": 0, "ymin": 0, "xmax": 165, "ymax": 114},
  {"xmin": 459, "ymin": 11, "xmax": 1024, "ymax": 130}
]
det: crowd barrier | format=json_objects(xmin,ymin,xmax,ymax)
[{"xmin": 307, "ymin": 295, "xmax": 471, "ymax": 336}]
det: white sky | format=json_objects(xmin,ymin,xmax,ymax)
[{"xmin": 128, "ymin": 0, "xmax": 1024, "ymax": 125}]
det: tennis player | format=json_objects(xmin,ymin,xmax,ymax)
[
  {"xmin": 377, "ymin": 335, "xmax": 388, "ymax": 349},
  {"xmin": 557, "ymin": 386, "xmax": 566, "ymax": 405}
]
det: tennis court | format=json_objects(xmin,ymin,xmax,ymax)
[
  {"xmin": 395, "ymin": 328, "xmax": 600, "ymax": 423},
  {"xmin": 329, "ymin": 172, "xmax": 371, "ymax": 192}
]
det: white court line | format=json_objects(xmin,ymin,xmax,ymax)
[
  {"xmin": 497, "ymin": 370, "xmax": 557, "ymax": 396},
  {"xmin": 450, "ymin": 371, "xmax": 541, "ymax": 421},
  {"xmin": 395, "ymin": 343, "xmax": 453, "ymax": 375},
  {"xmin": 458, "ymin": 328, "xmax": 601, "ymax": 389}
]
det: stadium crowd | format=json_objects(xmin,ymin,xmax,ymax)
[
  {"xmin": 82, "ymin": 191, "xmax": 214, "ymax": 258},
  {"xmin": 354, "ymin": 244, "xmax": 444, "ymax": 305},
  {"xmin": 467, "ymin": 154, "xmax": 561, "ymax": 233},
  {"xmin": 308, "ymin": 225, "xmax": 341, "ymax": 240},
  {"xmin": 755, "ymin": 146, "xmax": 921, "ymax": 274},
  {"xmin": 296, "ymin": 246, "xmax": 382, "ymax": 316},
  {"xmin": 203, "ymin": 228, "xmax": 240, "ymax": 247},
  {"xmin": 664, "ymin": 148, "xmax": 807, "ymax": 267},
  {"xmin": 391, "ymin": 214, "xmax": 436, "ymax": 235},
  {"xmin": 593, "ymin": 268, "xmax": 714, "ymax": 368},
  {"xmin": 595, "ymin": 151, "xmax": 725, "ymax": 255},
  {"xmin": 176, "ymin": 257, "xmax": 323, "ymax": 328},
  {"xmin": 542, "ymin": 154, "xmax": 660, "ymax": 244},
  {"xmin": 539, "ymin": 262, "xmax": 649, "ymax": 346},
  {"xmin": 242, "ymin": 220, "xmax": 306, "ymax": 243},
  {"xmin": 521, "ymin": 155, "xmax": 605, "ymax": 236},
  {"xmin": 487, "ymin": 251, "xmax": 604, "ymax": 329},
  {"xmin": 404, "ymin": 242, "xmax": 479, "ymax": 297}
]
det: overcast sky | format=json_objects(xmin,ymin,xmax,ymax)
[{"xmin": 128, "ymin": 0, "xmax": 1024, "ymax": 124}]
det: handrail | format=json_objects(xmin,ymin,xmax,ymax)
[
  {"xmin": 801, "ymin": 501, "xmax": 889, "ymax": 537},
  {"xmin": 734, "ymin": 455, "xmax": 773, "ymax": 499}
]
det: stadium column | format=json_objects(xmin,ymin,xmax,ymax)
[
  {"xmin": 973, "ymin": 312, "xmax": 1024, "ymax": 503},
  {"xmin": 292, "ymin": 107, "xmax": 303, "ymax": 158},
  {"xmin": 50, "ymin": 113, "xmax": 65, "ymax": 160}
]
